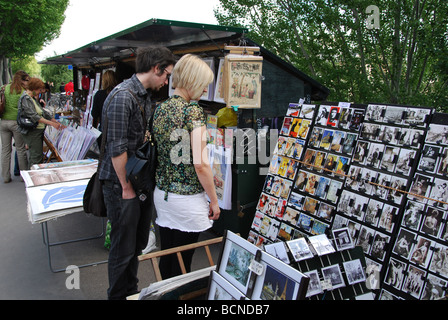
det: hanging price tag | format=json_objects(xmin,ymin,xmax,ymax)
[{"xmin": 249, "ymin": 259, "xmax": 264, "ymax": 276}]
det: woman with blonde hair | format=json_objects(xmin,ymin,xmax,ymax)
[
  {"xmin": 91, "ymin": 70, "xmax": 118, "ymax": 129},
  {"xmin": 0, "ymin": 70, "xmax": 30, "ymax": 183},
  {"xmin": 18, "ymin": 77, "xmax": 65, "ymax": 168},
  {"xmin": 153, "ymin": 54, "xmax": 220, "ymax": 279}
]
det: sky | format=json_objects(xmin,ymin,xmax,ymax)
[{"xmin": 36, "ymin": 0, "xmax": 221, "ymax": 61}]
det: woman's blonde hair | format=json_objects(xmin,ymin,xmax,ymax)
[{"xmin": 172, "ymin": 54, "xmax": 214, "ymax": 100}]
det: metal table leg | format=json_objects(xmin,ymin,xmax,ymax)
[{"xmin": 41, "ymin": 217, "xmax": 108, "ymax": 273}]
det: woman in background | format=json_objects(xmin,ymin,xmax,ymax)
[
  {"xmin": 153, "ymin": 54, "xmax": 220, "ymax": 279},
  {"xmin": 18, "ymin": 78, "xmax": 64, "ymax": 169},
  {"xmin": 91, "ymin": 70, "xmax": 118, "ymax": 130},
  {"xmin": 0, "ymin": 70, "xmax": 30, "ymax": 183}
]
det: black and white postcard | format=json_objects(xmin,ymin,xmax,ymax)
[
  {"xmin": 286, "ymin": 238, "xmax": 314, "ymax": 262},
  {"xmin": 332, "ymin": 227, "xmax": 354, "ymax": 251},
  {"xmin": 321, "ymin": 264, "xmax": 345, "ymax": 290},
  {"xmin": 343, "ymin": 259, "xmax": 366, "ymax": 285}
]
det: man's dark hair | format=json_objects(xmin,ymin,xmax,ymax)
[{"xmin": 135, "ymin": 46, "xmax": 176, "ymax": 75}]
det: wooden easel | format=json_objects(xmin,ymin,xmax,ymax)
[
  {"xmin": 138, "ymin": 236, "xmax": 223, "ymax": 282},
  {"xmin": 43, "ymin": 136, "xmax": 62, "ymax": 163}
]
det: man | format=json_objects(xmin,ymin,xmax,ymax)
[{"xmin": 99, "ymin": 46, "xmax": 176, "ymax": 300}]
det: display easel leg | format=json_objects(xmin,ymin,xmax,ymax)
[{"xmin": 41, "ymin": 218, "xmax": 108, "ymax": 273}]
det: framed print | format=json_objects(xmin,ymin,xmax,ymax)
[
  {"xmin": 332, "ymin": 227, "xmax": 354, "ymax": 251},
  {"xmin": 304, "ymin": 270, "xmax": 323, "ymax": 297},
  {"xmin": 217, "ymin": 230, "xmax": 259, "ymax": 295},
  {"xmin": 321, "ymin": 264, "xmax": 345, "ymax": 290},
  {"xmin": 224, "ymin": 55, "xmax": 263, "ymax": 109},
  {"xmin": 343, "ymin": 259, "xmax": 366, "ymax": 285},
  {"xmin": 250, "ymin": 251, "xmax": 309, "ymax": 300},
  {"xmin": 208, "ymin": 271, "xmax": 246, "ymax": 300},
  {"xmin": 286, "ymin": 238, "xmax": 314, "ymax": 262},
  {"xmin": 365, "ymin": 143, "xmax": 384, "ymax": 168}
]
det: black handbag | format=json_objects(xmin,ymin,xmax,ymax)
[
  {"xmin": 125, "ymin": 99, "xmax": 158, "ymax": 194},
  {"xmin": 83, "ymin": 171, "xmax": 107, "ymax": 217},
  {"xmin": 82, "ymin": 90, "xmax": 123, "ymax": 217},
  {"xmin": 17, "ymin": 95, "xmax": 39, "ymax": 130}
]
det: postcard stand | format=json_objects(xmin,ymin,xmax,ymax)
[{"xmin": 247, "ymin": 99, "xmax": 448, "ymax": 300}]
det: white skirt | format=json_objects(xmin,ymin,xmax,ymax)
[{"xmin": 154, "ymin": 186, "xmax": 213, "ymax": 232}]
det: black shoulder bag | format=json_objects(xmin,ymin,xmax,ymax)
[
  {"xmin": 125, "ymin": 93, "xmax": 158, "ymax": 196},
  {"xmin": 82, "ymin": 90, "xmax": 123, "ymax": 217}
]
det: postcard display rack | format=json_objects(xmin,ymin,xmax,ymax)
[{"xmin": 247, "ymin": 101, "xmax": 448, "ymax": 300}]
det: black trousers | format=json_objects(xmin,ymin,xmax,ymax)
[{"xmin": 158, "ymin": 226, "xmax": 200, "ymax": 280}]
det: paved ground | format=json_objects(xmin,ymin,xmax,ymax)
[{"xmin": 0, "ymin": 145, "xmax": 222, "ymax": 300}]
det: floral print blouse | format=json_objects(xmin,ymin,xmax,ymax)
[{"xmin": 153, "ymin": 95, "xmax": 206, "ymax": 199}]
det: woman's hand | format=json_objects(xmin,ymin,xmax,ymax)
[
  {"xmin": 51, "ymin": 119, "xmax": 66, "ymax": 130},
  {"xmin": 209, "ymin": 201, "xmax": 221, "ymax": 220}
]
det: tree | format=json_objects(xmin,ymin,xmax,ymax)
[
  {"xmin": 215, "ymin": 0, "xmax": 448, "ymax": 112},
  {"xmin": 0, "ymin": 0, "xmax": 69, "ymax": 85}
]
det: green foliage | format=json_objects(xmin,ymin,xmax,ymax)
[
  {"xmin": 40, "ymin": 63, "xmax": 72, "ymax": 93},
  {"xmin": 215, "ymin": 0, "xmax": 448, "ymax": 112},
  {"xmin": 11, "ymin": 56, "xmax": 41, "ymax": 77},
  {"xmin": 0, "ymin": 0, "xmax": 69, "ymax": 59}
]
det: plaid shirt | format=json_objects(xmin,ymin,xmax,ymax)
[{"xmin": 98, "ymin": 74, "xmax": 152, "ymax": 182}]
